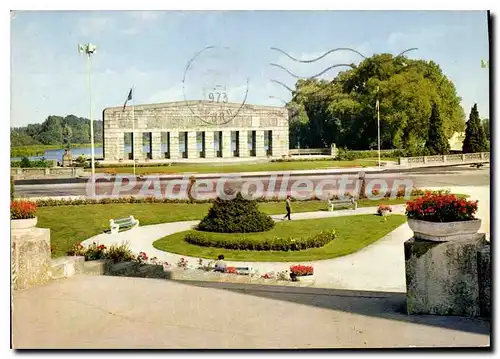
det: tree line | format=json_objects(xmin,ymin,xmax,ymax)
[
  {"xmin": 11, "ymin": 115, "xmax": 103, "ymax": 147},
  {"xmin": 287, "ymin": 53, "xmax": 489, "ymax": 155}
]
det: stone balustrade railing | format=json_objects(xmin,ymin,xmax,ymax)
[
  {"xmin": 10, "ymin": 167, "xmax": 84, "ymax": 180},
  {"xmin": 399, "ymin": 152, "xmax": 490, "ymax": 166}
]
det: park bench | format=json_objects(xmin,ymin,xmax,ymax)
[
  {"xmin": 109, "ymin": 216, "xmax": 139, "ymax": 234},
  {"xmin": 328, "ymin": 198, "xmax": 358, "ymax": 212}
]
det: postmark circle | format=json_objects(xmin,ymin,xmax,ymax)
[{"xmin": 182, "ymin": 46, "xmax": 249, "ymax": 126}]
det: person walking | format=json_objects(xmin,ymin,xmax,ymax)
[{"xmin": 284, "ymin": 195, "xmax": 292, "ymax": 220}]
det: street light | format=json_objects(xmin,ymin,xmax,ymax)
[
  {"xmin": 375, "ymin": 86, "xmax": 381, "ymax": 167},
  {"xmin": 78, "ymin": 43, "xmax": 97, "ymax": 178}
]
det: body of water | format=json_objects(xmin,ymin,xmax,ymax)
[{"xmin": 11, "ymin": 140, "xmax": 268, "ymax": 162}]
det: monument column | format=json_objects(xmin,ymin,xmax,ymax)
[
  {"xmin": 222, "ymin": 130, "xmax": 232, "ymax": 158},
  {"xmin": 169, "ymin": 131, "xmax": 179, "ymax": 160},
  {"xmin": 205, "ymin": 131, "xmax": 215, "ymax": 158},
  {"xmin": 151, "ymin": 132, "xmax": 162, "ymax": 160},
  {"xmin": 133, "ymin": 132, "xmax": 143, "ymax": 160},
  {"xmin": 255, "ymin": 130, "xmax": 266, "ymax": 157},
  {"xmin": 238, "ymin": 130, "xmax": 248, "ymax": 158},
  {"xmin": 187, "ymin": 131, "xmax": 198, "ymax": 159}
]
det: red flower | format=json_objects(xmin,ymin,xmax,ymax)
[{"xmin": 11, "ymin": 200, "xmax": 37, "ymax": 220}]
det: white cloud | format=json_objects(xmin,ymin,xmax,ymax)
[{"xmin": 77, "ymin": 16, "xmax": 114, "ymax": 36}]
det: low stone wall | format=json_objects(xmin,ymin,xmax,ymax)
[
  {"xmin": 10, "ymin": 167, "xmax": 84, "ymax": 180},
  {"xmin": 399, "ymin": 152, "xmax": 490, "ymax": 166}
]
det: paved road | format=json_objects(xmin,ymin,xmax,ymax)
[
  {"xmin": 14, "ymin": 166, "xmax": 490, "ymax": 198},
  {"xmin": 12, "ymin": 275, "xmax": 490, "ymax": 348}
]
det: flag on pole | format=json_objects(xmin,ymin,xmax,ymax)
[{"xmin": 122, "ymin": 88, "xmax": 133, "ymax": 111}]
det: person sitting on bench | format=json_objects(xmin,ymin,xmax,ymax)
[{"xmin": 214, "ymin": 254, "xmax": 227, "ymax": 272}]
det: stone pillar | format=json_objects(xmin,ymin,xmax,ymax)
[
  {"xmin": 11, "ymin": 224, "xmax": 51, "ymax": 290},
  {"xmin": 404, "ymin": 235, "xmax": 487, "ymax": 317},
  {"xmin": 151, "ymin": 132, "xmax": 162, "ymax": 160},
  {"xmin": 187, "ymin": 131, "xmax": 198, "ymax": 159},
  {"xmin": 222, "ymin": 130, "xmax": 232, "ymax": 158},
  {"xmin": 133, "ymin": 132, "xmax": 143, "ymax": 160},
  {"xmin": 255, "ymin": 130, "xmax": 266, "ymax": 157},
  {"xmin": 104, "ymin": 131, "xmax": 123, "ymax": 161},
  {"xmin": 477, "ymin": 244, "xmax": 491, "ymax": 317},
  {"xmin": 205, "ymin": 131, "xmax": 215, "ymax": 158},
  {"xmin": 238, "ymin": 130, "xmax": 248, "ymax": 158},
  {"xmin": 169, "ymin": 131, "xmax": 179, "ymax": 160}
]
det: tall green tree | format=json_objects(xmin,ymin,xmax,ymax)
[
  {"xmin": 462, "ymin": 104, "xmax": 488, "ymax": 153},
  {"xmin": 482, "ymin": 118, "xmax": 490, "ymax": 140},
  {"xmin": 62, "ymin": 124, "xmax": 73, "ymax": 149},
  {"xmin": 425, "ymin": 103, "xmax": 450, "ymax": 155},
  {"xmin": 290, "ymin": 54, "xmax": 465, "ymax": 151}
]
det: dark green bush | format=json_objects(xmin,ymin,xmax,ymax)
[
  {"xmin": 20, "ymin": 157, "xmax": 32, "ymax": 168},
  {"xmin": 197, "ymin": 192, "xmax": 275, "ymax": 233},
  {"xmin": 184, "ymin": 229, "xmax": 336, "ymax": 251},
  {"xmin": 335, "ymin": 148, "xmax": 406, "ymax": 161},
  {"xmin": 10, "ymin": 176, "xmax": 14, "ymax": 200}
]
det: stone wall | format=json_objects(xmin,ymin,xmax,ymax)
[
  {"xmin": 103, "ymin": 101, "xmax": 289, "ymax": 161},
  {"xmin": 10, "ymin": 167, "xmax": 84, "ymax": 180}
]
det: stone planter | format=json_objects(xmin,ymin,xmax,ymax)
[
  {"xmin": 380, "ymin": 210, "xmax": 391, "ymax": 217},
  {"xmin": 11, "ymin": 217, "xmax": 38, "ymax": 231},
  {"xmin": 407, "ymin": 218, "xmax": 482, "ymax": 242}
]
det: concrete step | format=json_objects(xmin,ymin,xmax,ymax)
[
  {"xmin": 49, "ymin": 256, "xmax": 85, "ymax": 280},
  {"xmin": 81, "ymin": 259, "xmax": 111, "ymax": 275}
]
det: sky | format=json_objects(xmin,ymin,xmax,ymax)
[{"xmin": 10, "ymin": 10, "xmax": 490, "ymax": 127}]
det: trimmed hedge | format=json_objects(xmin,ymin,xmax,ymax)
[
  {"xmin": 335, "ymin": 148, "xmax": 405, "ymax": 161},
  {"xmin": 198, "ymin": 192, "xmax": 275, "ymax": 233},
  {"xmin": 184, "ymin": 229, "xmax": 336, "ymax": 251},
  {"xmin": 30, "ymin": 188, "xmax": 427, "ymax": 207}
]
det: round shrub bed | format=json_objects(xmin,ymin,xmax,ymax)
[
  {"xmin": 198, "ymin": 192, "xmax": 274, "ymax": 233},
  {"xmin": 185, "ymin": 230, "xmax": 336, "ymax": 251}
]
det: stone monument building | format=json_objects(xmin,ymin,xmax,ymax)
[{"xmin": 102, "ymin": 100, "xmax": 289, "ymax": 162}]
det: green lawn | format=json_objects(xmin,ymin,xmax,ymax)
[
  {"xmin": 152, "ymin": 214, "xmax": 407, "ymax": 262},
  {"xmin": 95, "ymin": 158, "xmax": 397, "ymax": 175},
  {"xmin": 38, "ymin": 197, "xmax": 412, "ymax": 258}
]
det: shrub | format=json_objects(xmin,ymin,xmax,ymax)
[
  {"xmin": 290, "ymin": 265, "xmax": 314, "ymax": 276},
  {"xmin": 84, "ymin": 242, "xmax": 107, "ymax": 261},
  {"xmin": 10, "ymin": 176, "xmax": 14, "ymax": 201},
  {"xmin": 67, "ymin": 243, "xmax": 87, "ymax": 257},
  {"xmin": 406, "ymin": 192, "xmax": 478, "ymax": 223},
  {"xmin": 11, "ymin": 200, "xmax": 37, "ymax": 219},
  {"xmin": 184, "ymin": 229, "xmax": 335, "ymax": 251},
  {"xmin": 20, "ymin": 157, "xmax": 32, "ymax": 168},
  {"xmin": 177, "ymin": 257, "xmax": 189, "ymax": 268},
  {"xmin": 377, "ymin": 205, "xmax": 392, "ymax": 216},
  {"xmin": 335, "ymin": 148, "xmax": 405, "ymax": 161},
  {"xmin": 136, "ymin": 251, "xmax": 149, "ymax": 265},
  {"xmin": 198, "ymin": 192, "xmax": 275, "ymax": 233},
  {"xmin": 105, "ymin": 243, "xmax": 135, "ymax": 263}
]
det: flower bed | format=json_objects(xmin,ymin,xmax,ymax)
[
  {"xmin": 184, "ymin": 230, "xmax": 335, "ymax": 251},
  {"xmin": 290, "ymin": 265, "xmax": 314, "ymax": 276},
  {"xmin": 406, "ymin": 192, "xmax": 478, "ymax": 222},
  {"xmin": 11, "ymin": 200, "xmax": 37, "ymax": 219}
]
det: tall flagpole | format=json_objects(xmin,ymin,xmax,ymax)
[{"xmin": 132, "ymin": 85, "xmax": 136, "ymax": 177}]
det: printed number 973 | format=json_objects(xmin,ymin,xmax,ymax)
[{"xmin": 208, "ymin": 92, "xmax": 228, "ymax": 103}]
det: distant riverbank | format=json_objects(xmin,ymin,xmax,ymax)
[{"xmin": 11, "ymin": 143, "xmax": 103, "ymax": 158}]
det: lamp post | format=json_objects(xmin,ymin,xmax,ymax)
[
  {"xmin": 78, "ymin": 43, "xmax": 97, "ymax": 177},
  {"xmin": 376, "ymin": 86, "xmax": 381, "ymax": 167}
]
